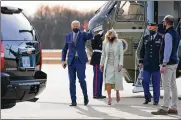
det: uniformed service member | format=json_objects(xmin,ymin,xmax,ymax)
[
  {"xmin": 90, "ymin": 30, "xmax": 106, "ymax": 99},
  {"xmin": 139, "ymin": 23, "xmax": 162, "ymax": 105}
]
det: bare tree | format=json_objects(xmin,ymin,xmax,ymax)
[{"xmin": 29, "ymin": 5, "xmax": 94, "ymax": 49}]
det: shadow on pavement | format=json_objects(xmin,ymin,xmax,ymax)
[
  {"xmin": 96, "ymin": 97, "xmax": 181, "ymax": 119},
  {"xmin": 37, "ymin": 96, "xmax": 181, "ymax": 119},
  {"xmin": 97, "ymin": 97, "xmax": 154, "ymax": 118},
  {"xmin": 74, "ymin": 106, "xmax": 123, "ymax": 119},
  {"xmin": 123, "ymin": 95, "xmax": 164, "ymax": 99}
]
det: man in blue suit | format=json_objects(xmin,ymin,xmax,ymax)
[{"xmin": 61, "ymin": 20, "xmax": 93, "ymax": 106}]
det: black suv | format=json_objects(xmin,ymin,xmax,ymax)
[{"xmin": 1, "ymin": 6, "xmax": 47, "ymax": 109}]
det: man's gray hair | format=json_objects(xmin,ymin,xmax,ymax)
[
  {"xmin": 71, "ymin": 20, "xmax": 80, "ymax": 27},
  {"xmin": 163, "ymin": 15, "xmax": 174, "ymax": 25}
]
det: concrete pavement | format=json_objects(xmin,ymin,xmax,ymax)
[{"xmin": 1, "ymin": 64, "xmax": 181, "ymax": 119}]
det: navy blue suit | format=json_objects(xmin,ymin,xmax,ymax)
[
  {"xmin": 139, "ymin": 33, "xmax": 162, "ymax": 103},
  {"xmin": 62, "ymin": 30, "xmax": 93, "ymax": 103}
]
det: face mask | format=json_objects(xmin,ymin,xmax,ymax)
[
  {"xmin": 149, "ymin": 30, "xmax": 156, "ymax": 35},
  {"xmin": 163, "ymin": 22, "xmax": 167, "ymax": 29},
  {"xmin": 73, "ymin": 28, "xmax": 79, "ymax": 33},
  {"xmin": 108, "ymin": 37, "xmax": 115, "ymax": 42},
  {"xmin": 163, "ymin": 25, "xmax": 166, "ymax": 30}
]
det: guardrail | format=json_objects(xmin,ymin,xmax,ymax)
[{"xmin": 42, "ymin": 49, "xmax": 91, "ymax": 64}]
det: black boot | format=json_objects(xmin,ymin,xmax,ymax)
[{"xmin": 143, "ymin": 99, "xmax": 151, "ymax": 104}]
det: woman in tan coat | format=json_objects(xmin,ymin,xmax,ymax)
[{"xmin": 100, "ymin": 29, "xmax": 124, "ymax": 105}]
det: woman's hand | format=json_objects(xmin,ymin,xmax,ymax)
[
  {"xmin": 100, "ymin": 65, "xmax": 104, "ymax": 72},
  {"xmin": 138, "ymin": 63, "xmax": 143, "ymax": 69},
  {"xmin": 118, "ymin": 65, "xmax": 122, "ymax": 72}
]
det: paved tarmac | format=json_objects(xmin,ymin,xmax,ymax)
[{"xmin": 1, "ymin": 64, "xmax": 181, "ymax": 119}]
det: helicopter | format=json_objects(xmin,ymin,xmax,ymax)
[{"xmin": 87, "ymin": 1, "xmax": 181, "ymax": 93}]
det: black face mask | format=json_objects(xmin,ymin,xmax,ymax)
[
  {"xmin": 73, "ymin": 28, "xmax": 79, "ymax": 33},
  {"xmin": 149, "ymin": 30, "xmax": 156, "ymax": 35},
  {"xmin": 108, "ymin": 37, "xmax": 115, "ymax": 42},
  {"xmin": 163, "ymin": 25, "xmax": 166, "ymax": 30}
]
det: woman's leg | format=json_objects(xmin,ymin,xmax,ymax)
[
  {"xmin": 116, "ymin": 90, "xmax": 120, "ymax": 102},
  {"xmin": 106, "ymin": 84, "xmax": 112, "ymax": 105}
]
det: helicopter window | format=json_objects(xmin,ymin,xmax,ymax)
[{"xmin": 116, "ymin": 1, "xmax": 145, "ymax": 22}]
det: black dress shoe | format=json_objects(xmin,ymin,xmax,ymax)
[
  {"xmin": 69, "ymin": 102, "xmax": 77, "ymax": 106},
  {"xmin": 84, "ymin": 97, "xmax": 89, "ymax": 106},
  {"xmin": 143, "ymin": 99, "xmax": 151, "ymax": 104},
  {"xmin": 153, "ymin": 102, "xmax": 158, "ymax": 105},
  {"xmin": 93, "ymin": 96, "xmax": 106, "ymax": 99}
]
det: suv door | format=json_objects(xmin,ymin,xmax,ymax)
[{"xmin": 1, "ymin": 7, "xmax": 42, "ymax": 80}]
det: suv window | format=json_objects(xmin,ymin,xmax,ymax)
[{"xmin": 1, "ymin": 12, "xmax": 34, "ymax": 41}]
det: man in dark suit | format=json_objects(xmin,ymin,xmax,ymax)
[
  {"xmin": 90, "ymin": 30, "xmax": 106, "ymax": 99},
  {"xmin": 61, "ymin": 20, "xmax": 93, "ymax": 106}
]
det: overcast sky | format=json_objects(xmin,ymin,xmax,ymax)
[{"xmin": 1, "ymin": 1, "xmax": 106, "ymax": 16}]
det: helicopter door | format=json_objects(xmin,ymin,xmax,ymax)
[{"xmin": 112, "ymin": 1, "xmax": 147, "ymax": 84}]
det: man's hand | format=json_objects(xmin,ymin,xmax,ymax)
[
  {"xmin": 118, "ymin": 65, "xmax": 122, "ymax": 72},
  {"xmin": 100, "ymin": 65, "xmax": 103, "ymax": 72},
  {"xmin": 62, "ymin": 61, "xmax": 67, "ymax": 69},
  {"xmin": 138, "ymin": 63, "xmax": 143, "ymax": 69},
  {"xmin": 83, "ymin": 20, "xmax": 89, "ymax": 31}
]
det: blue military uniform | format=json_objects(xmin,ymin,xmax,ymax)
[{"xmin": 139, "ymin": 23, "xmax": 162, "ymax": 105}]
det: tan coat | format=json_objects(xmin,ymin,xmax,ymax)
[{"xmin": 100, "ymin": 39, "xmax": 124, "ymax": 91}]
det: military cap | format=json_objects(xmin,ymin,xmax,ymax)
[{"xmin": 147, "ymin": 23, "xmax": 157, "ymax": 26}]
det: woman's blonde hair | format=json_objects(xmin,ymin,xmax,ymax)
[{"xmin": 104, "ymin": 28, "xmax": 118, "ymax": 41}]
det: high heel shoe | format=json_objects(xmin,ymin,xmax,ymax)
[
  {"xmin": 108, "ymin": 98, "xmax": 112, "ymax": 105},
  {"xmin": 116, "ymin": 92, "xmax": 120, "ymax": 102}
]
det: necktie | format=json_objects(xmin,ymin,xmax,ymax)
[
  {"xmin": 73, "ymin": 33, "xmax": 77, "ymax": 46},
  {"xmin": 73, "ymin": 33, "xmax": 78, "ymax": 57}
]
